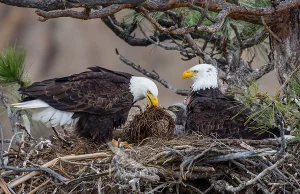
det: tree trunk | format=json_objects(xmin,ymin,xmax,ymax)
[{"xmin": 271, "ymin": 7, "xmax": 300, "ymax": 85}]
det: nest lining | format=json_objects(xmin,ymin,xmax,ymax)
[{"xmin": 124, "ymin": 106, "xmax": 175, "ymax": 144}]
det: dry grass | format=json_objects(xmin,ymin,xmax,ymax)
[{"xmin": 124, "ymin": 106, "xmax": 175, "ymax": 144}]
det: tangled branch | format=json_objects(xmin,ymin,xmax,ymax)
[
  {"xmin": 1, "ymin": 0, "xmax": 281, "ymax": 90},
  {"xmin": 225, "ymin": 154, "xmax": 291, "ymax": 193},
  {"xmin": 1, "ymin": 0, "xmax": 299, "ymax": 25},
  {"xmin": 1, "ymin": 133, "xmax": 298, "ymax": 193},
  {"xmin": 115, "ymin": 49, "xmax": 189, "ymax": 96}
]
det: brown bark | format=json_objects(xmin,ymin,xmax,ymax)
[
  {"xmin": 271, "ymin": 7, "xmax": 300, "ymax": 85},
  {"xmin": 0, "ymin": 0, "xmax": 299, "ymax": 25},
  {"xmin": 0, "ymin": 0, "xmax": 299, "ymax": 88}
]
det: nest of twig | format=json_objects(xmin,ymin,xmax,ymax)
[
  {"xmin": 124, "ymin": 106, "xmax": 175, "ymax": 144},
  {"xmin": 1, "ymin": 130, "xmax": 300, "ymax": 194}
]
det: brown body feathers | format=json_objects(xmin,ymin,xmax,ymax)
[
  {"xmin": 19, "ymin": 66, "xmax": 134, "ymax": 143},
  {"xmin": 186, "ymin": 88, "xmax": 281, "ymax": 139}
]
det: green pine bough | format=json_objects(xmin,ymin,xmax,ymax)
[{"xmin": 0, "ymin": 46, "xmax": 30, "ymax": 88}]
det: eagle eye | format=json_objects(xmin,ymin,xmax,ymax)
[
  {"xmin": 193, "ymin": 70, "xmax": 198, "ymax": 73},
  {"xmin": 147, "ymin": 90, "xmax": 152, "ymax": 95}
]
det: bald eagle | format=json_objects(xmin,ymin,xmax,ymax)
[
  {"xmin": 12, "ymin": 66, "xmax": 159, "ymax": 143},
  {"xmin": 182, "ymin": 64, "xmax": 280, "ymax": 139},
  {"xmin": 168, "ymin": 103, "xmax": 186, "ymax": 136}
]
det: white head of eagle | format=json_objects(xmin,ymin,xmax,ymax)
[
  {"xmin": 11, "ymin": 66, "xmax": 159, "ymax": 142},
  {"xmin": 130, "ymin": 76, "xmax": 158, "ymax": 105},
  {"xmin": 182, "ymin": 64, "xmax": 218, "ymax": 91}
]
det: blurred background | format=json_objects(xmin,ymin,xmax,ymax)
[{"xmin": 0, "ymin": 4, "xmax": 280, "ymax": 140}]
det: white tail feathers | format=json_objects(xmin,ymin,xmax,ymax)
[
  {"xmin": 12, "ymin": 100, "xmax": 50, "ymax": 109},
  {"xmin": 13, "ymin": 100, "xmax": 77, "ymax": 128},
  {"xmin": 32, "ymin": 107, "xmax": 77, "ymax": 128}
]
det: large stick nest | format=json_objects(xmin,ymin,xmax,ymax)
[
  {"xmin": 1, "ymin": 107, "xmax": 300, "ymax": 193},
  {"xmin": 1, "ymin": 131, "xmax": 300, "ymax": 194}
]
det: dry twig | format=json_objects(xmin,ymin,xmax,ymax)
[
  {"xmin": 8, "ymin": 152, "xmax": 110, "ymax": 188},
  {"xmin": 27, "ymin": 178, "xmax": 51, "ymax": 194},
  {"xmin": 225, "ymin": 154, "xmax": 291, "ymax": 193},
  {"xmin": 1, "ymin": 133, "xmax": 298, "ymax": 193},
  {"xmin": 0, "ymin": 124, "xmax": 4, "ymax": 166},
  {"xmin": 115, "ymin": 48, "xmax": 189, "ymax": 96}
]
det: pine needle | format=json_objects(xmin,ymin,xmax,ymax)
[
  {"xmin": 0, "ymin": 46, "xmax": 29, "ymax": 87},
  {"xmin": 234, "ymin": 78, "xmax": 300, "ymax": 137}
]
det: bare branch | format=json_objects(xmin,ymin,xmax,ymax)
[
  {"xmin": 2, "ymin": 0, "xmax": 300, "ymax": 25},
  {"xmin": 0, "ymin": 0, "xmax": 145, "ymax": 11},
  {"xmin": 203, "ymin": 148, "xmax": 277, "ymax": 163},
  {"xmin": 230, "ymin": 23, "xmax": 242, "ymax": 48},
  {"xmin": 225, "ymin": 154, "xmax": 291, "ymax": 193},
  {"xmin": 183, "ymin": 34, "xmax": 227, "ymax": 81},
  {"xmin": 158, "ymin": 18, "xmax": 176, "ymax": 28},
  {"xmin": 184, "ymin": 34, "xmax": 216, "ymax": 65},
  {"xmin": 137, "ymin": 23, "xmax": 194, "ymax": 54},
  {"xmin": 261, "ymin": 16, "xmax": 282, "ymax": 43},
  {"xmin": 103, "ymin": 16, "xmax": 223, "ymax": 49},
  {"xmin": 0, "ymin": 92, "xmax": 22, "ymax": 138},
  {"xmin": 190, "ymin": 3, "xmax": 217, "ymax": 24},
  {"xmin": 185, "ymin": 183, "xmax": 205, "ymax": 194},
  {"xmin": 140, "ymin": 6, "xmax": 230, "ymax": 35},
  {"xmin": 102, "ymin": 17, "xmax": 171, "ymax": 46},
  {"xmin": 242, "ymin": 30, "xmax": 269, "ymax": 49},
  {"xmin": 250, "ymin": 63, "xmax": 274, "ymax": 81},
  {"xmin": 145, "ymin": 182, "xmax": 177, "ymax": 194},
  {"xmin": 0, "ymin": 178, "xmax": 16, "ymax": 194},
  {"xmin": 0, "ymin": 124, "xmax": 3, "ymax": 167},
  {"xmin": 36, "ymin": 4, "xmax": 133, "ymax": 21},
  {"xmin": 1, "ymin": 166, "xmax": 69, "ymax": 183},
  {"xmin": 273, "ymin": 119, "xmax": 286, "ymax": 161},
  {"xmin": 115, "ymin": 49, "xmax": 189, "ymax": 96},
  {"xmin": 277, "ymin": 64, "xmax": 300, "ymax": 93},
  {"xmin": 247, "ymin": 54, "xmax": 255, "ymax": 70}
]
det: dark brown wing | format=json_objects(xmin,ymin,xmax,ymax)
[
  {"xmin": 186, "ymin": 93, "xmax": 247, "ymax": 138},
  {"xmin": 186, "ymin": 88, "xmax": 254, "ymax": 138},
  {"xmin": 19, "ymin": 66, "xmax": 134, "ymax": 115},
  {"xmin": 186, "ymin": 88, "xmax": 280, "ymax": 139}
]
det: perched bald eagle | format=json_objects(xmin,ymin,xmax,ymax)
[
  {"xmin": 182, "ymin": 64, "xmax": 280, "ymax": 139},
  {"xmin": 12, "ymin": 66, "xmax": 159, "ymax": 143},
  {"xmin": 168, "ymin": 103, "xmax": 186, "ymax": 136}
]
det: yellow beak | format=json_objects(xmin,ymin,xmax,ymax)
[
  {"xmin": 146, "ymin": 94, "xmax": 159, "ymax": 107},
  {"xmin": 182, "ymin": 70, "xmax": 197, "ymax": 79},
  {"xmin": 168, "ymin": 106, "xmax": 179, "ymax": 112}
]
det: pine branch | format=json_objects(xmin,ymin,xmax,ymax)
[{"xmin": 1, "ymin": 0, "xmax": 298, "ymax": 25}]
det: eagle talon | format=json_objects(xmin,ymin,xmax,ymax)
[{"xmin": 111, "ymin": 138, "xmax": 132, "ymax": 148}]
